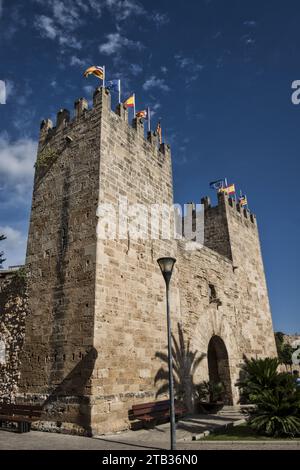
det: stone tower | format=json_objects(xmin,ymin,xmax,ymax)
[{"xmin": 18, "ymin": 87, "xmax": 277, "ymax": 435}]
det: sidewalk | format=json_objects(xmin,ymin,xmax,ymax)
[
  {"xmin": 99, "ymin": 412, "xmax": 245, "ymax": 447},
  {"xmin": 0, "ymin": 413, "xmax": 299, "ymax": 450}
]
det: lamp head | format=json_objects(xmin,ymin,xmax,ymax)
[{"xmin": 157, "ymin": 257, "xmax": 176, "ymax": 286}]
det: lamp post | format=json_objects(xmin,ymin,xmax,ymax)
[{"xmin": 157, "ymin": 257, "xmax": 177, "ymax": 451}]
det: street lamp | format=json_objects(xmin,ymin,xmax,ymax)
[{"xmin": 157, "ymin": 256, "xmax": 177, "ymax": 451}]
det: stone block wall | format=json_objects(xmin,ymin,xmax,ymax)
[
  {"xmin": 18, "ymin": 93, "xmax": 104, "ymax": 434},
  {"xmin": 91, "ymin": 90, "xmax": 179, "ymax": 433},
  {"xmin": 0, "ymin": 269, "xmax": 28, "ymax": 402}
]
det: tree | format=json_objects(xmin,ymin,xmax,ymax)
[
  {"xmin": 0, "ymin": 234, "xmax": 6, "ymax": 268},
  {"xmin": 248, "ymin": 374, "xmax": 300, "ymax": 437},
  {"xmin": 237, "ymin": 357, "xmax": 280, "ymax": 403},
  {"xmin": 275, "ymin": 331, "xmax": 294, "ymax": 366},
  {"xmin": 237, "ymin": 357, "xmax": 300, "ymax": 437}
]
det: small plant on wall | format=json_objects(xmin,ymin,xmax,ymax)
[{"xmin": 35, "ymin": 145, "xmax": 58, "ymax": 170}]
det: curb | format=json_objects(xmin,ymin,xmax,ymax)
[{"xmin": 194, "ymin": 440, "xmax": 300, "ymax": 445}]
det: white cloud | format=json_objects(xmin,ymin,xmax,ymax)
[
  {"xmin": 4, "ymin": 80, "xmax": 13, "ymax": 101},
  {"xmin": 0, "ymin": 134, "xmax": 37, "ymax": 196},
  {"xmin": 0, "ymin": 226, "xmax": 27, "ymax": 268},
  {"xmin": 143, "ymin": 75, "xmax": 170, "ymax": 92},
  {"xmin": 12, "ymin": 109, "xmax": 36, "ymax": 134},
  {"xmin": 0, "ymin": 80, "xmax": 32, "ymax": 106},
  {"xmin": 35, "ymin": 15, "xmax": 58, "ymax": 40},
  {"xmin": 32, "ymin": 0, "xmax": 166, "ymax": 55},
  {"xmin": 105, "ymin": 0, "xmax": 145, "ymax": 21},
  {"xmin": 99, "ymin": 32, "xmax": 143, "ymax": 55},
  {"xmin": 59, "ymin": 34, "xmax": 82, "ymax": 49},
  {"xmin": 161, "ymin": 66, "xmax": 168, "ymax": 74},
  {"xmin": 152, "ymin": 12, "xmax": 169, "ymax": 27},
  {"xmin": 87, "ymin": 0, "xmax": 102, "ymax": 15},
  {"xmin": 149, "ymin": 102, "xmax": 161, "ymax": 117},
  {"xmin": 83, "ymin": 85, "xmax": 94, "ymax": 95},
  {"xmin": 244, "ymin": 20, "xmax": 257, "ymax": 27},
  {"xmin": 174, "ymin": 55, "xmax": 204, "ymax": 84},
  {"xmin": 175, "ymin": 54, "xmax": 204, "ymax": 71},
  {"xmin": 70, "ymin": 55, "xmax": 86, "ymax": 66},
  {"xmin": 130, "ymin": 63, "xmax": 143, "ymax": 75},
  {"xmin": 33, "ymin": 0, "xmax": 88, "ymax": 51},
  {"xmin": 52, "ymin": 0, "xmax": 82, "ymax": 29},
  {"xmin": 34, "ymin": 15, "xmax": 82, "ymax": 49}
]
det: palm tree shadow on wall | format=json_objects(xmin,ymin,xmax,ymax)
[{"xmin": 154, "ymin": 323, "xmax": 206, "ymax": 412}]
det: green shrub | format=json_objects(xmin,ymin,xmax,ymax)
[
  {"xmin": 237, "ymin": 357, "xmax": 280, "ymax": 402},
  {"xmin": 237, "ymin": 357, "xmax": 300, "ymax": 437},
  {"xmin": 195, "ymin": 380, "xmax": 225, "ymax": 403}
]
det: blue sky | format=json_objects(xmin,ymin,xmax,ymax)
[{"xmin": 0, "ymin": 0, "xmax": 299, "ymax": 333}]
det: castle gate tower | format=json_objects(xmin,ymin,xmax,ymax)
[{"xmin": 18, "ymin": 87, "xmax": 277, "ymax": 434}]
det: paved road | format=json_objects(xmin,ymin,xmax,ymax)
[{"xmin": 0, "ymin": 430, "xmax": 299, "ymax": 450}]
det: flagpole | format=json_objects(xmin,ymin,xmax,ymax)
[
  {"xmin": 103, "ymin": 65, "xmax": 105, "ymax": 88},
  {"xmin": 118, "ymin": 80, "xmax": 121, "ymax": 104},
  {"xmin": 133, "ymin": 93, "xmax": 136, "ymax": 117},
  {"xmin": 148, "ymin": 107, "xmax": 151, "ymax": 132}
]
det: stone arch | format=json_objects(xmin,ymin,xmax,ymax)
[{"xmin": 207, "ymin": 335, "xmax": 233, "ymax": 405}]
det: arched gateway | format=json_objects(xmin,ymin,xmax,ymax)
[{"xmin": 207, "ymin": 335, "xmax": 233, "ymax": 405}]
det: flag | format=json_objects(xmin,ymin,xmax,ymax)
[
  {"xmin": 83, "ymin": 65, "xmax": 105, "ymax": 80},
  {"xmin": 106, "ymin": 79, "xmax": 120, "ymax": 93},
  {"xmin": 123, "ymin": 94, "xmax": 135, "ymax": 108},
  {"xmin": 156, "ymin": 121, "xmax": 162, "ymax": 144},
  {"xmin": 219, "ymin": 184, "xmax": 236, "ymax": 195},
  {"xmin": 209, "ymin": 179, "xmax": 226, "ymax": 190},
  {"xmin": 136, "ymin": 109, "xmax": 148, "ymax": 119},
  {"xmin": 239, "ymin": 195, "xmax": 248, "ymax": 207}
]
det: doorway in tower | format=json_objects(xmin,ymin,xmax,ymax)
[{"xmin": 207, "ymin": 335, "xmax": 233, "ymax": 405}]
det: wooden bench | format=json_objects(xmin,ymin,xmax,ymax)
[
  {"xmin": 129, "ymin": 400, "xmax": 186, "ymax": 428},
  {"xmin": 0, "ymin": 403, "xmax": 43, "ymax": 433}
]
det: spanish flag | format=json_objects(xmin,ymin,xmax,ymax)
[
  {"xmin": 83, "ymin": 65, "xmax": 105, "ymax": 80},
  {"xmin": 123, "ymin": 94, "xmax": 135, "ymax": 108},
  {"xmin": 219, "ymin": 184, "xmax": 235, "ymax": 195}
]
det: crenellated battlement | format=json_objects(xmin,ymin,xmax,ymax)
[
  {"xmin": 38, "ymin": 86, "xmax": 170, "ymax": 158},
  {"xmin": 201, "ymin": 191, "xmax": 257, "ymax": 226}
]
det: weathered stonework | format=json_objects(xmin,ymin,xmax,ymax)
[
  {"xmin": 10, "ymin": 87, "xmax": 277, "ymax": 435},
  {"xmin": 0, "ymin": 268, "xmax": 28, "ymax": 402}
]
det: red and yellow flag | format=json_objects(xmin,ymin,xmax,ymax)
[
  {"xmin": 219, "ymin": 184, "xmax": 235, "ymax": 195},
  {"xmin": 123, "ymin": 94, "xmax": 135, "ymax": 108},
  {"xmin": 83, "ymin": 65, "xmax": 105, "ymax": 80}
]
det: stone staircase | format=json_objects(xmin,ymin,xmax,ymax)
[{"xmin": 216, "ymin": 405, "xmax": 252, "ymax": 421}]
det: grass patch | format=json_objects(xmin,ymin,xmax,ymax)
[{"xmin": 203, "ymin": 423, "xmax": 300, "ymax": 440}]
